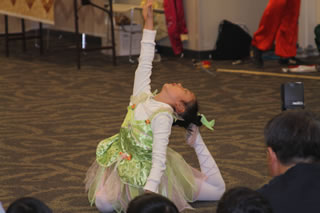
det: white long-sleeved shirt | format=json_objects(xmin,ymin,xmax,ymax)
[
  {"xmin": 131, "ymin": 30, "xmax": 225, "ymax": 198},
  {"xmin": 130, "ymin": 29, "xmax": 173, "ymax": 193}
]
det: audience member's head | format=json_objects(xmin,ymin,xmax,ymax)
[
  {"xmin": 264, "ymin": 110, "xmax": 320, "ymax": 176},
  {"xmin": 6, "ymin": 197, "xmax": 52, "ymax": 213},
  {"xmin": 126, "ymin": 193, "xmax": 179, "ymax": 213},
  {"xmin": 216, "ymin": 187, "xmax": 273, "ymax": 213}
]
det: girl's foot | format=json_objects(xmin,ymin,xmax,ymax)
[{"xmin": 186, "ymin": 124, "xmax": 199, "ymax": 147}]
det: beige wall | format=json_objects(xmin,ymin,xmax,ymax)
[
  {"xmin": 298, "ymin": 0, "xmax": 319, "ymax": 48},
  {"xmin": 318, "ymin": 0, "xmax": 320, "ymax": 23},
  {"xmin": 2, "ymin": 0, "xmax": 319, "ymax": 51},
  {"xmin": 185, "ymin": 0, "xmax": 269, "ymax": 51},
  {"xmin": 155, "ymin": 0, "xmax": 268, "ymax": 51},
  {"xmin": 183, "ymin": 0, "xmax": 199, "ymax": 51},
  {"xmin": 159, "ymin": 0, "xmax": 320, "ymax": 51}
]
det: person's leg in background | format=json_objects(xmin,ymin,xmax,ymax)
[
  {"xmin": 175, "ymin": 0, "xmax": 188, "ymax": 36},
  {"xmin": 251, "ymin": 0, "xmax": 288, "ymax": 67},
  {"xmin": 275, "ymin": 0, "xmax": 301, "ymax": 64},
  {"xmin": 163, "ymin": 0, "xmax": 184, "ymax": 55}
]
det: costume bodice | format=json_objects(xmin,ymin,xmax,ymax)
[{"xmin": 95, "ymin": 94, "xmax": 172, "ymax": 187}]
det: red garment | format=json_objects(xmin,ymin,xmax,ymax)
[
  {"xmin": 251, "ymin": 0, "xmax": 301, "ymax": 58},
  {"xmin": 163, "ymin": 0, "xmax": 188, "ymax": 55}
]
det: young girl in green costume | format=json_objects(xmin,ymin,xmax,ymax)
[{"xmin": 85, "ymin": 1, "xmax": 225, "ymax": 212}]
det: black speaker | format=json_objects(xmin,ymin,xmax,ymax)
[{"xmin": 281, "ymin": 82, "xmax": 304, "ymax": 111}]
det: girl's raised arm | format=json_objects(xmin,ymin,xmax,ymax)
[{"xmin": 132, "ymin": 1, "xmax": 155, "ymax": 97}]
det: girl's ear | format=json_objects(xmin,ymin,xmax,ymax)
[{"xmin": 175, "ymin": 101, "xmax": 185, "ymax": 114}]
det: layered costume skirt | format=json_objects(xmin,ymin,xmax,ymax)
[
  {"xmin": 85, "ymin": 101, "xmax": 206, "ymax": 212},
  {"xmin": 85, "ymin": 147, "xmax": 206, "ymax": 212}
]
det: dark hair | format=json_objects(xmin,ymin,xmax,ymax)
[
  {"xmin": 217, "ymin": 187, "xmax": 273, "ymax": 213},
  {"xmin": 264, "ymin": 110, "xmax": 320, "ymax": 165},
  {"xmin": 126, "ymin": 193, "xmax": 179, "ymax": 213},
  {"xmin": 7, "ymin": 197, "xmax": 52, "ymax": 213},
  {"xmin": 173, "ymin": 100, "xmax": 202, "ymax": 131}
]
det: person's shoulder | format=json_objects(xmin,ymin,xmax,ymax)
[
  {"xmin": 151, "ymin": 109, "xmax": 173, "ymax": 121},
  {"xmin": 258, "ymin": 173, "xmax": 286, "ymax": 196},
  {"xmin": 293, "ymin": 162, "xmax": 320, "ymax": 172},
  {"xmin": 149, "ymin": 106, "xmax": 174, "ymax": 126},
  {"xmin": 258, "ymin": 164, "xmax": 306, "ymax": 196},
  {"xmin": 131, "ymin": 92, "xmax": 152, "ymax": 105}
]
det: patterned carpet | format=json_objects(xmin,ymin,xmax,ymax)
[{"xmin": 1, "ymin": 35, "xmax": 320, "ymax": 213}]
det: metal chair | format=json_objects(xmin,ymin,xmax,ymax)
[
  {"xmin": 74, "ymin": 0, "xmax": 117, "ymax": 69},
  {"xmin": 3, "ymin": 15, "xmax": 43, "ymax": 57}
]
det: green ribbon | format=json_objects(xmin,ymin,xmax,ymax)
[
  {"xmin": 152, "ymin": 89, "xmax": 158, "ymax": 96},
  {"xmin": 200, "ymin": 114, "xmax": 215, "ymax": 131}
]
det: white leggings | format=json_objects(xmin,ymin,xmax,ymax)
[
  {"xmin": 193, "ymin": 133, "xmax": 226, "ymax": 201},
  {"xmin": 195, "ymin": 175, "xmax": 225, "ymax": 201}
]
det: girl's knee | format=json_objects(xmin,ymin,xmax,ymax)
[
  {"xmin": 216, "ymin": 183, "xmax": 226, "ymax": 199},
  {"xmin": 95, "ymin": 196, "xmax": 114, "ymax": 213},
  {"xmin": 196, "ymin": 181, "xmax": 226, "ymax": 201}
]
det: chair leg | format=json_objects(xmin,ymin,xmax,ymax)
[
  {"xmin": 74, "ymin": 0, "xmax": 81, "ymax": 69},
  {"xmin": 39, "ymin": 22, "xmax": 44, "ymax": 55},
  {"xmin": 128, "ymin": 8, "xmax": 134, "ymax": 63},
  {"xmin": 21, "ymin": 19, "xmax": 27, "ymax": 52},
  {"xmin": 108, "ymin": 0, "xmax": 116, "ymax": 66},
  {"xmin": 5, "ymin": 15, "xmax": 9, "ymax": 57}
]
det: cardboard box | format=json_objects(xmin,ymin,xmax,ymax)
[{"xmin": 102, "ymin": 24, "xmax": 142, "ymax": 56}]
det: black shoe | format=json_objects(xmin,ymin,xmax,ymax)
[
  {"xmin": 252, "ymin": 46, "xmax": 264, "ymax": 67},
  {"xmin": 278, "ymin": 57, "xmax": 306, "ymax": 66}
]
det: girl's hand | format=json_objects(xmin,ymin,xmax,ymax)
[{"xmin": 143, "ymin": 0, "xmax": 153, "ymax": 30}]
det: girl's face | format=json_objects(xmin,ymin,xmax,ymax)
[{"xmin": 162, "ymin": 83, "xmax": 195, "ymax": 105}]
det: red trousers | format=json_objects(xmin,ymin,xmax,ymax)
[
  {"xmin": 251, "ymin": 0, "xmax": 301, "ymax": 58},
  {"xmin": 163, "ymin": 0, "xmax": 188, "ymax": 55}
]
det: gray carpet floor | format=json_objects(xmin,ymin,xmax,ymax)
[{"xmin": 1, "ymin": 35, "xmax": 320, "ymax": 212}]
